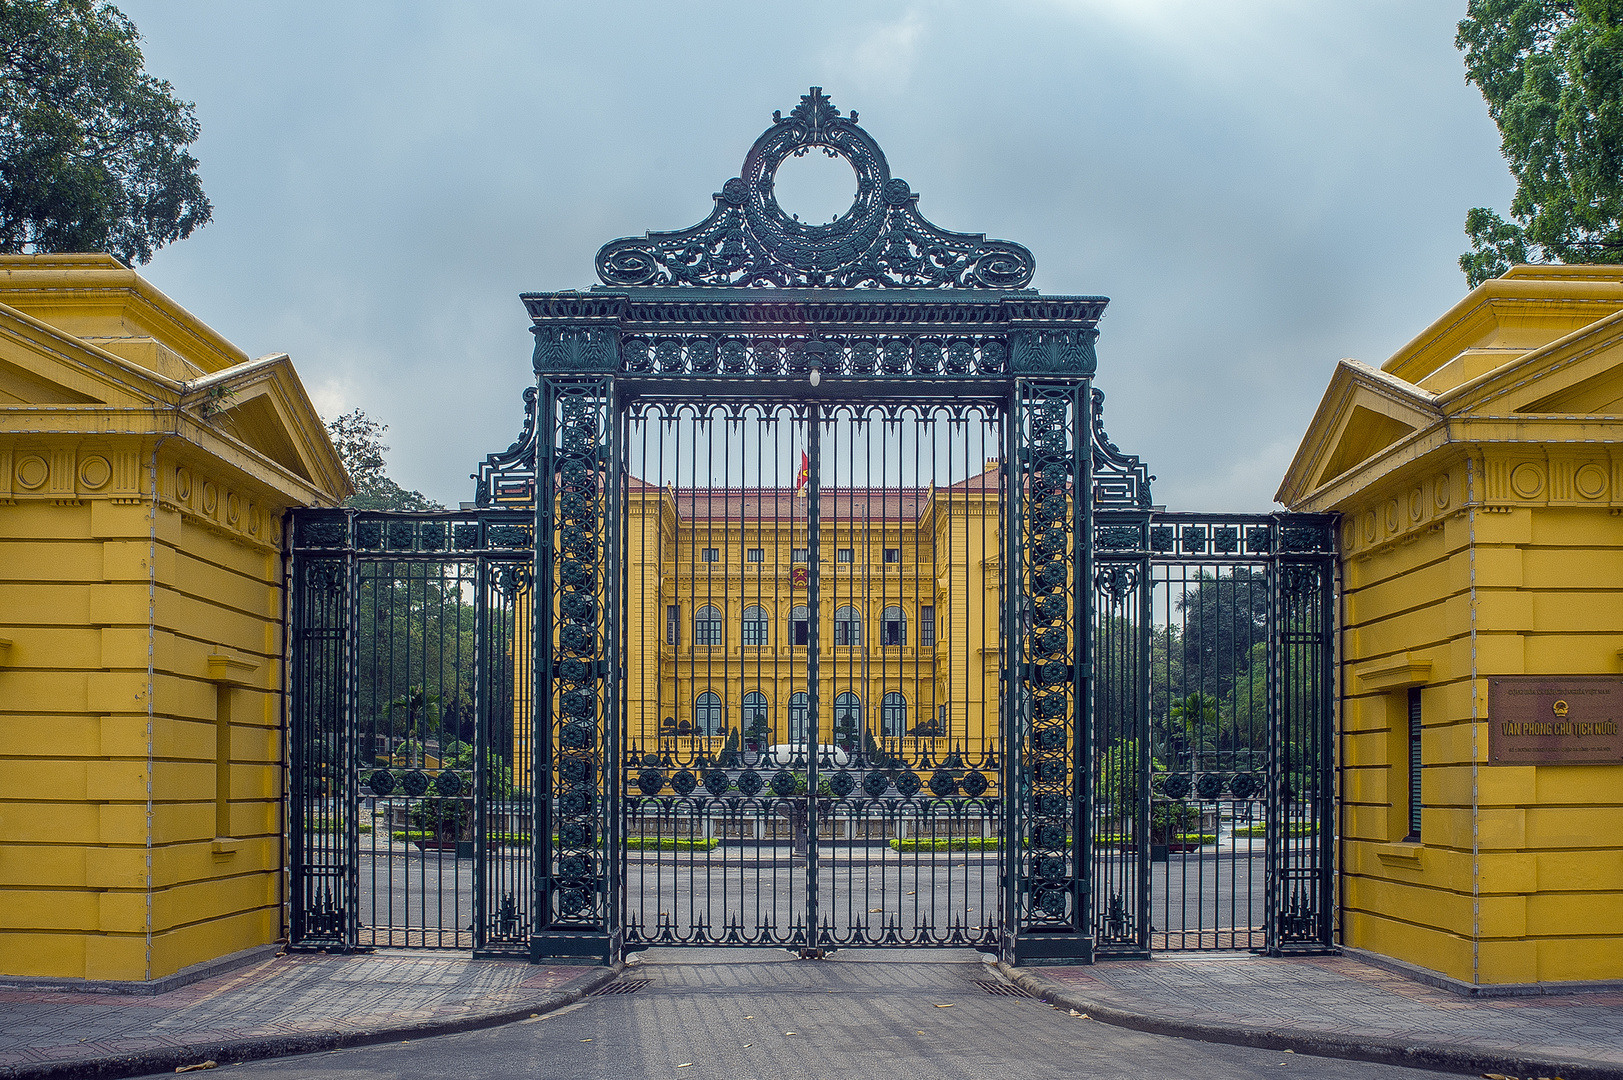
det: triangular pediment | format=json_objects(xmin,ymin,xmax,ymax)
[
  {"xmin": 1277, "ymin": 360, "xmax": 1440, "ymax": 507},
  {"xmin": 1520, "ymin": 355, "xmax": 1623, "ymax": 413},
  {"xmin": 184, "ymin": 354, "xmax": 348, "ymax": 495},
  {"xmin": 1317, "ymin": 406, "xmax": 1417, "ymax": 488},
  {"xmin": 0, "ymin": 301, "xmax": 170, "ymax": 406},
  {"xmin": 1442, "ymin": 306, "xmax": 1623, "ymax": 415},
  {"xmin": 0, "ymin": 355, "xmax": 101, "ymax": 404}
]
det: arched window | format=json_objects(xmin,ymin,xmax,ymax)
[
  {"xmin": 694, "ymin": 604, "xmax": 724, "ymax": 646},
  {"xmin": 882, "ymin": 604, "xmax": 906, "ymax": 646},
  {"xmin": 741, "ymin": 605, "xmax": 769, "ymax": 647},
  {"xmin": 694, "ymin": 691, "xmax": 723, "ymax": 736},
  {"xmin": 833, "ymin": 691, "xmax": 862, "ymax": 742},
  {"xmin": 834, "ymin": 605, "xmax": 863, "ymax": 646},
  {"xmin": 882, "ymin": 692, "xmax": 907, "ymax": 738},
  {"xmin": 789, "ymin": 605, "xmax": 809, "ymax": 647},
  {"xmin": 741, "ymin": 691, "xmax": 770, "ymax": 741},
  {"xmin": 788, "ymin": 691, "xmax": 809, "ymax": 742}
]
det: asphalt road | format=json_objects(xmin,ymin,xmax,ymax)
[
  {"xmin": 354, "ymin": 848, "xmax": 1270, "ymax": 949},
  {"xmin": 207, "ymin": 949, "xmax": 1463, "ymax": 1080}
]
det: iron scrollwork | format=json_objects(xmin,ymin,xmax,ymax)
[
  {"xmin": 1016, "ymin": 385, "xmax": 1083, "ymax": 939},
  {"xmin": 540, "ymin": 381, "xmax": 614, "ymax": 943},
  {"xmin": 594, "ymin": 88, "xmax": 1035, "ymax": 290}
]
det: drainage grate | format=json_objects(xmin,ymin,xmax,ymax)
[
  {"xmin": 973, "ymin": 978, "xmax": 1031, "ymax": 997},
  {"xmin": 590, "ymin": 979, "xmax": 650, "ymax": 996}
]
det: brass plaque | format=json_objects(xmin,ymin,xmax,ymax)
[{"xmin": 1488, "ymin": 676, "xmax": 1623, "ymax": 765}]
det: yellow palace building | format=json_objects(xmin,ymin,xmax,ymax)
[{"xmin": 621, "ymin": 466, "xmax": 1004, "ymax": 765}]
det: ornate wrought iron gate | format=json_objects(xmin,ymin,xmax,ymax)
[
  {"xmin": 286, "ymin": 87, "xmax": 1337, "ymax": 964},
  {"xmin": 1090, "ymin": 499, "xmax": 1337, "ymax": 957},
  {"xmin": 615, "ymin": 400, "xmax": 1006, "ymax": 951},
  {"xmin": 287, "ymin": 510, "xmax": 535, "ymax": 953}
]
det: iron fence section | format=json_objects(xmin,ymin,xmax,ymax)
[
  {"xmin": 287, "ymin": 510, "xmax": 534, "ymax": 953},
  {"xmin": 1090, "ymin": 512, "xmax": 1336, "ymax": 956}
]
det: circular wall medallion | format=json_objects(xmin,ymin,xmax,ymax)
[
  {"xmin": 1510, "ymin": 462, "xmax": 1545, "ymax": 499},
  {"xmin": 247, "ymin": 505, "xmax": 261, "ymax": 536},
  {"xmin": 1385, "ymin": 499, "xmax": 1400, "ymax": 533},
  {"xmin": 78, "ymin": 455, "xmax": 111, "ymax": 490},
  {"xmin": 1343, "ymin": 519, "xmax": 1358, "ymax": 548},
  {"xmin": 174, "ymin": 468, "xmax": 192, "ymax": 500},
  {"xmin": 201, "ymin": 482, "xmax": 217, "ymax": 515},
  {"xmin": 1408, "ymin": 487, "xmax": 1423, "ymax": 522},
  {"xmin": 1362, "ymin": 511, "xmax": 1377, "ymax": 543},
  {"xmin": 1575, "ymin": 463, "xmax": 1608, "ymax": 500},
  {"xmin": 15, "ymin": 455, "xmax": 48, "ymax": 490},
  {"xmin": 1435, "ymin": 474, "xmax": 1450, "ymax": 510},
  {"xmin": 226, "ymin": 492, "xmax": 240, "ymax": 525}
]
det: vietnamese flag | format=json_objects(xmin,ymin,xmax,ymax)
[{"xmin": 795, "ymin": 450, "xmax": 810, "ymax": 498}]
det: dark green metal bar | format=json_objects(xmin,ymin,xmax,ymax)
[{"xmin": 804, "ymin": 400, "xmax": 822, "ymax": 955}]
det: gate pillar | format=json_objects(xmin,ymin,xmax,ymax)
[
  {"xmin": 1002, "ymin": 338, "xmax": 1098, "ymax": 965},
  {"xmin": 531, "ymin": 332, "xmax": 623, "ymax": 964}
]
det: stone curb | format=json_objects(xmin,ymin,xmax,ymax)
[
  {"xmin": 997, "ymin": 962, "xmax": 1623, "ymax": 1080},
  {"xmin": 0, "ymin": 964, "xmax": 624, "ymax": 1080}
]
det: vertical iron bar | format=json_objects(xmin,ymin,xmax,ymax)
[{"xmin": 805, "ymin": 400, "xmax": 821, "ymax": 953}]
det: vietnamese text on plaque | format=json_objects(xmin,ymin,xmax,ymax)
[{"xmin": 1487, "ymin": 676, "xmax": 1623, "ymax": 765}]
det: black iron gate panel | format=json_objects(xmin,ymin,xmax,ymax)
[
  {"xmin": 615, "ymin": 398, "xmax": 1006, "ymax": 950},
  {"xmin": 1089, "ymin": 511, "xmax": 1336, "ymax": 956},
  {"xmin": 287, "ymin": 510, "xmax": 534, "ymax": 953}
]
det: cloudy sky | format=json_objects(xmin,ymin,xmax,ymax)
[{"xmin": 120, "ymin": 0, "xmax": 1509, "ymax": 511}]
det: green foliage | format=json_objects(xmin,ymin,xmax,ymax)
[
  {"xmin": 889, "ymin": 837, "xmax": 999, "ymax": 852},
  {"xmin": 1231, "ymin": 823, "xmax": 1317, "ymax": 838},
  {"xmin": 1457, "ymin": 0, "xmax": 1623, "ymax": 284},
  {"xmin": 308, "ymin": 822, "xmax": 373, "ymax": 835},
  {"xmin": 0, "ymin": 0, "xmax": 212, "ymax": 264},
  {"xmin": 1150, "ymin": 800, "xmax": 1202, "ymax": 841},
  {"xmin": 326, "ymin": 409, "xmax": 442, "ymax": 512},
  {"xmin": 625, "ymin": 836, "xmax": 720, "ymax": 851},
  {"xmin": 1095, "ymin": 832, "xmax": 1214, "ymax": 846},
  {"xmin": 444, "ymin": 739, "xmax": 513, "ymax": 799},
  {"xmin": 407, "ymin": 795, "xmax": 469, "ymax": 840},
  {"xmin": 1097, "ymin": 737, "xmax": 1153, "ymax": 823}
]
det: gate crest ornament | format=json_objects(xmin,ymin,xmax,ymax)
[{"xmin": 594, "ymin": 87, "xmax": 1036, "ymax": 290}]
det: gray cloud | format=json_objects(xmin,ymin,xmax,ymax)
[{"xmin": 122, "ymin": 0, "xmax": 1506, "ymax": 510}]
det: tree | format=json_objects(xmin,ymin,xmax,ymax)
[
  {"xmin": 326, "ymin": 409, "xmax": 442, "ymax": 511},
  {"xmin": 1457, "ymin": 0, "xmax": 1623, "ymax": 285},
  {"xmin": 0, "ymin": 0, "xmax": 211, "ymax": 264}
]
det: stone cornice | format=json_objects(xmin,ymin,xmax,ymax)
[
  {"xmin": 1382, "ymin": 270, "xmax": 1623, "ymax": 387},
  {"xmin": 0, "ymin": 413, "xmax": 340, "ymax": 510},
  {"xmin": 0, "ymin": 254, "xmax": 250, "ymax": 374}
]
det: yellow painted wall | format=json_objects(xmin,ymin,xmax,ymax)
[
  {"xmin": 0, "ymin": 255, "xmax": 346, "ymax": 983},
  {"xmin": 1281, "ymin": 265, "xmax": 1623, "ymax": 985}
]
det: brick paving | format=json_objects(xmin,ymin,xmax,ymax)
[
  {"xmin": 3, "ymin": 948, "xmax": 1620, "ymax": 1078},
  {"xmin": 1022, "ymin": 953, "xmax": 1623, "ymax": 1072},
  {"xmin": 0, "ymin": 951, "xmax": 609, "ymax": 1077}
]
